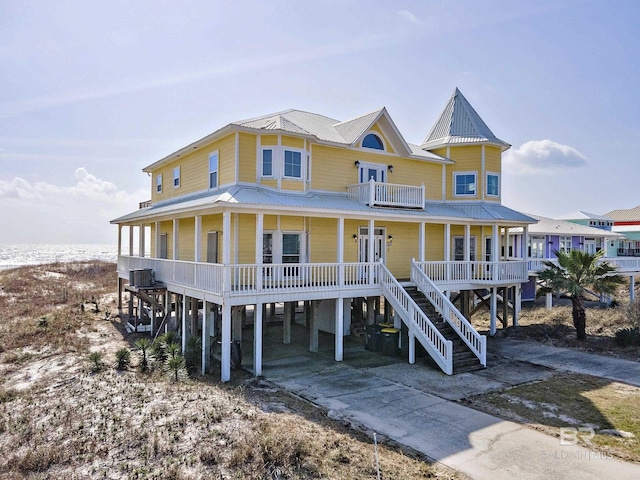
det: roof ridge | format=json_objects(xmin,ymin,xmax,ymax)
[{"xmin": 332, "ymin": 107, "xmax": 385, "ymax": 127}]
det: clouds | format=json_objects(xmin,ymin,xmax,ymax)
[
  {"xmin": 398, "ymin": 10, "xmax": 421, "ymax": 24},
  {"xmin": 0, "ymin": 168, "xmax": 146, "ymax": 244},
  {"xmin": 503, "ymin": 139, "xmax": 588, "ymax": 174}
]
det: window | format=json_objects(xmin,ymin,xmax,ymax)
[
  {"xmin": 263, "ymin": 233, "xmax": 273, "ymax": 264},
  {"xmin": 156, "ymin": 174, "xmax": 162, "ymax": 193},
  {"xmin": 358, "ymin": 162, "xmax": 386, "ymax": 183},
  {"xmin": 453, "ymin": 237, "xmax": 476, "ymax": 261},
  {"xmin": 530, "ymin": 236, "xmax": 545, "ymax": 258},
  {"xmin": 209, "ymin": 152, "xmax": 218, "ymax": 189},
  {"xmin": 362, "ymin": 133, "xmax": 384, "ymax": 150},
  {"xmin": 454, "ymin": 173, "xmax": 476, "ymax": 196},
  {"xmin": 284, "ymin": 150, "xmax": 302, "ymax": 178},
  {"xmin": 262, "ymin": 149, "xmax": 273, "ymax": 176},
  {"xmin": 560, "ymin": 236, "xmax": 572, "ymax": 253},
  {"xmin": 173, "ymin": 167, "xmax": 180, "ymax": 188},
  {"xmin": 486, "ymin": 173, "xmax": 499, "ymax": 196},
  {"xmin": 282, "ymin": 233, "xmax": 300, "ymax": 263}
]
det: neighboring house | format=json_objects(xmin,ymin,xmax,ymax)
[
  {"xmin": 112, "ymin": 88, "xmax": 536, "ymax": 381},
  {"xmin": 510, "ymin": 214, "xmax": 624, "ymax": 301},
  {"xmin": 558, "ymin": 211, "xmax": 617, "ymax": 256},
  {"xmin": 605, "ymin": 205, "xmax": 640, "ymax": 257}
]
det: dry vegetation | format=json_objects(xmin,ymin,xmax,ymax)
[
  {"xmin": 0, "ymin": 262, "xmax": 459, "ymax": 479},
  {"xmin": 473, "ymin": 279, "xmax": 640, "ymax": 361}
]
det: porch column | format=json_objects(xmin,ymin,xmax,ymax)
[
  {"xmin": 256, "ymin": 213, "xmax": 263, "ymax": 291},
  {"xmin": 172, "ymin": 219, "xmax": 179, "ymax": 260},
  {"xmin": 444, "ymin": 223, "xmax": 451, "ymax": 261},
  {"xmin": 309, "ymin": 300, "xmax": 319, "ymax": 352},
  {"xmin": 283, "ymin": 302, "xmax": 293, "ymax": 344},
  {"xmin": 222, "ymin": 211, "xmax": 231, "ymax": 264},
  {"xmin": 419, "ymin": 222, "xmax": 425, "ymax": 262},
  {"xmin": 117, "ymin": 225, "xmax": 122, "ymax": 256},
  {"xmin": 202, "ymin": 300, "xmax": 210, "ymax": 375},
  {"xmin": 505, "ymin": 226, "xmax": 511, "ymax": 259},
  {"xmin": 221, "ymin": 302, "xmax": 231, "ymax": 382},
  {"xmin": 232, "ymin": 306, "xmax": 243, "ymax": 342},
  {"xmin": 337, "ymin": 217, "xmax": 344, "ymax": 286},
  {"xmin": 491, "ymin": 224, "xmax": 499, "ymax": 261},
  {"xmin": 368, "ymin": 219, "xmax": 375, "ymax": 284},
  {"xmin": 546, "ymin": 292, "xmax": 553, "ymax": 309},
  {"xmin": 194, "ymin": 215, "xmax": 202, "ymax": 262},
  {"xmin": 490, "ymin": 287, "xmax": 497, "ymax": 336},
  {"xmin": 464, "ymin": 225, "xmax": 470, "ymax": 261},
  {"xmin": 254, "ymin": 302, "xmax": 263, "ymax": 376},
  {"xmin": 181, "ymin": 294, "xmax": 188, "ymax": 352},
  {"xmin": 630, "ymin": 275, "xmax": 636, "ymax": 302},
  {"xmin": 335, "ymin": 297, "xmax": 344, "ymax": 361},
  {"xmin": 129, "ymin": 225, "xmax": 134, "ymax": 256},
  {"xmin": 139, "ymin": 224, "xmax": 145, "ymax": 257},
  {"xmin": 408, "ymin": 330, "xmax": 416, "ymax": 364},
  {"xmin": 155, "ymin": 222, "xmax": 161, "ymax": 259},
  {"xmin": 523, "ymin": 225, "xmax": 529, "ymax": 263},
  {"xmin": 514, "ymin": 285, "xmax": 521, "ymax": 326}
]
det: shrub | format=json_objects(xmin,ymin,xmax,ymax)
[
  {"xmin": 614, "ymin": 327, "xmax": 640, "ymax": 347},
  {"xmin": 115, "ymin": 348, "xmax": 131, "ymax": 370},
  {"xmin": 88, "ymin": 351, "xmax": 103, "ymax": 372},
  {"xmin": 134, "ymin": 337, "xmax": 152, "ymax": 371},
  {"xmin": 184, "ymin": 336, "xmax": 202, "ymax": 375}
]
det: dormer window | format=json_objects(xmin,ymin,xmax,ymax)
[{"xmin": 362, "ymin": 133, "xmax": 384, "ymax": 150}]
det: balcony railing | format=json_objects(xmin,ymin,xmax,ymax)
[
  {"xmin": 347, "ymin": 179, "xmax": 424, "ymax": 209},
  {"xmin": 414, "ymin": 260, "xmax": 529, "ymax": 286},
  {"xmin": 118, "ymin": 256, "xmax": 379, "ymax": 297},
  {"xmin": 529, "ymin": 257, "xmax": 640, "ymax": 274}
]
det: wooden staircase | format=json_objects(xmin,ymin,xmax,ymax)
[{"xmin": 405, "ymin": 286, "xmax": 484, "ymax": 374}]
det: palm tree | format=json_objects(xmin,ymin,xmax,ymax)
[{"xmin": 537, "ymin": 249, "xmax": 624, "ymax": 340}]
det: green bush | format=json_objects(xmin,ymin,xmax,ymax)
[
  {"xmin": 134, "ymin": 338, "xmax": 152, "ymax": 371},
  {"xmin": 115, "ymin": 348, "xmax": 131, "ymax": 370},
  {"xmin": 88, "ymin": 351, "xmax": 103, "ymax": 372},
  {"xmin": 614, "ymin": 327, "xmax": 640, "ymax": 347}
]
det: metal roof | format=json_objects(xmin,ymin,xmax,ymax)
[
  {"xmin": 511, "ymin": 213, "xmax": 623, "ymax": 237},
  {"xmin": 558, "ymin": 210, "xmax": 613, "ymax": 221},
  {"xmin": 421, "ymin": 88, "xmax": 510, "ymax": 151},
  {"xmin": 604, "ymin": 205, "xmax": 640, "ymax": 222},
  {"xmin": 112, "ymin": 185, "xmax": 534, "ymax": 225}
]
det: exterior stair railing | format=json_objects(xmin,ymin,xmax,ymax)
[
  {"xmin": 411, "ymin": 259, "xmax": 486, "ymax": 367},
  {"xmin": 379, "ymin": 262, "xmax": 453, "ymax": 375}
]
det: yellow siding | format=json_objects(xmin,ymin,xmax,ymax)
[
  {"xmin": 150, "ymin": 133, "xmax": 236, "ymax": 203},
  {"xmin": 281, "ymin": 179, "xmax": 305, "ymax": 191},
  {"xmin": 178, "ymin": 218, "xmax": 195, "ymax": 261},
  {"xmin": 280, "ymin": 216, "xmax": 304, "ymax": 231},
  {"xmin": 309, "ymin": 218, "xmax": 338, "ymax": 263},
  {"xmin": 281, "ymin": 135, "xmax": 304, "ymax": 148},
  {"xmin": 260, "ymin": 178, "xmax": 278, "ymax": 189},
  {"xmin": 385, "ymin": 222, "xmax": 419, "ymax": 279},
  {"xmin": 237, "ymin": 214, "xmax": 256, "ymax": 263},
  {"xmin": 261, "ymin": 135, "xmax": 278, "ymax": 146},
  {"xmin": 238, "ymin": 133, "xmax": 257, "ymax": 183},
  {"xmin": 484, "ymin": 146, "xmax": 502, "ymax": 202},
  {"xmin": 425, "ymin": 224, "xmax": 444, "ymax": 261},
  {"xmin": 445, "ymin": 146, "xmax": 483, "ymax": 200},
  {"xmin": 343, "ymin": 219, "xmax": 361, "ymax": 262}
]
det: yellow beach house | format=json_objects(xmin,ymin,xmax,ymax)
[{"xmin": 112, "ymin": 88, "xmax": 536, "ymax": 381}]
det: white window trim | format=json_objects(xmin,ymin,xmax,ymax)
[
  {"xmin": 360, "ymin": 130, "xmax": 387, "ymax": 152},
  {"xmin": 283, "ymin": 148, "xmax": 304, "ymax": 180},
  {"xmin": 453, "ymin": 171, "xmax": 477, "ymax": 198},
  {"xmin": 156, "ymin": 173, "xmax": 162, "ymax": 193},
  {"xmin": 486, "ymin": 171, "xmax": 500, "ymax": 197},
  {"xmin": 357, "ymin": 161, "xmax": 387, "ymax": 184},
  {"xmin": 209, "ymin": 150, "xmax": 219, "ymax": 190},
  {"xmin": 260, "ymin": 148, "xmax": 274, "ymax": 178},
  {"xmin": 173, "ymin": 166, "xmax": 180, "ymax": 189}
]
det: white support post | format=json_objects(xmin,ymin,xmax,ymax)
[
  {"xmin": 222, "ymin": 211, "xmax": 231, "ymax": 264},
  {"xmin": 202, "ymin": 300, "xmax": 209, "ymax": 375},
  {"xmin": 492, "ymin": 224, "xmax": 499, "ymax": 262},
  {"xmin": 368, "ymin": 177, "xmax": 375, "ymax": 206},
  {"xmin": 419, "ymin": 222, "xmax": 425, "ymax": 262},
  {"xmin": 444, "ymin": 223, "xmax": 451, "ymax": 281},
  {"xmin": 630, "ymin": 275, "xmax": 635, "ymax": 303},
  {"xmin": 256, "ymin": 213, "xmax": 263, "ymax": 291},
  {"xmin": 283, "ymin": 302, "xmax": 292, "ymax": 344},
  {"xmin": 335, "ymin": 297, "xmax": 344, "ymax": 361},
  {"xmin": 337, "ymin": 217, "xmax": 344, "ymax": 286},
  {"xmin": 546, "ymin": 292, "xmax": 553, "ymax": 309},
  {"xmin": 309, "ymin": 301, "xmax": 319, "ymax": 352},
  {"xmin": 221, "ymin": 303, "xmax": 231, "ymax": 382},
  {"xmin": 155, "ymin": 221, "xmax": 161, "ymax": 259},
  {"xmin": 368, "ymin": 219, "xmax": 375, "ymax": 284},
  {"xmin": 181, "ymin": 294, "xmax": 187, "ymax": 352},
  {"xmin": 139, "ymin": 224, "xmax": 145, "ymax": 257},
  {"xmin": 514, "ymin": 285, "xmax": 521, "ymax": 326},
  {"xmin": 172, "ymin": 219, "xmax": 179, "ymax": 260},
  {"xmin": 490, "ymin": 287, "xmax": 497, "ymax": 336},
  {"xmin": 117, "ymin": 225, "xmax": 122, "ymax": 256},
  {"xmin": 129, "ymin": 225, "xmax": 134, "ymax": 256},
  {"xmin": 523, "ymin": 224, "xmax": 529, "ymax": 263},
  {"xmin": 194, "ymin": 215, "xmax": 202, "ymax": 262},
  {"xmin": 464, "ymin": 224, "xmax": 470, "ymax": 262},
  {"xmin": 254, "ymin": 302, "xmax": 263, "ymax": 376},
  {"xmin": 408, "ymin": 330, "xmax": 416, "ymax": 365}
]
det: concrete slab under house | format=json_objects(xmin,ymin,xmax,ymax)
[{"xmin": 112, "ymin": 88, "xmax": 557, "ymax": 382}]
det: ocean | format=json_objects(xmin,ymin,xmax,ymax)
[{"xmin": 0, "ymin": 244, "xmax": 119, "ymax": 270}]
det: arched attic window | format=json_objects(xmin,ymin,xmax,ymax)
[{"xmin": 362, "ymin": 133, "xmax": 384, "ymax": 150}]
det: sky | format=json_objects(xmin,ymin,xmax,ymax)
[{"xmin": 1, "ymin": 0, "xmax": 639, "ymax": 244}]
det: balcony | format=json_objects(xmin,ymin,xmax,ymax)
[
  {"xmin": 347, "ymin": 179, "xmax": 424, "ymax": 209},
  {"xmin": 528, "ymin": 257, "xmax": 640, "ymax": 274},
  {"xmin": 414, "ymin": 260, "xmax": 530, "ymax": 287}
]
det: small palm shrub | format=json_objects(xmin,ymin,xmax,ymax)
[
  {"xmin": 115, "ymin": 348, "xmax": 131, "ymax": 370},
  {"xmin": 614, "ymin": 327, "xmax": 640, "ymax": 347},
  {"xmin": 88, "ymin": 351, "xmax": 103, "ymax": 372},
  {"xmin": 134, "ymin": 337, "xmax": 152, "ymax": 371},
  {"xmin": 165, "ymin": 341, "xmax": 187, "ymax": 381}
]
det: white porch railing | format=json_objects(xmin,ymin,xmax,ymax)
[
  {"xmin": 411, "ymin": 260, "xmax": 486, "ymax": 367},
  {"xmin": 379, "ymin": 263, "xmax": 453, "ymax": 375},
  {"xmin": 347, "ymin": 178, "xmax": 424, "ymax": 209},
  {"xmin": 528, "ymin": 257, "xmax": 640, "ymax": 274},
  {"xmin": 415, "ymin": 260, "xmax": 529, "ymax": 286},
  {"xmin": 117, "ymin": 256, "xmax": 378, "ymax": 297}
]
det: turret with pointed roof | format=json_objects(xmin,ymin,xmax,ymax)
[{"xmin": 422, "ymin": 88, "xmax": 510, "ymax": 151}]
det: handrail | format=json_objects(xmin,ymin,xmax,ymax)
[
  {"xmin": 416, "ymin": 260, "xmax": 528, "ymax": 285},
  {"xmin": 411, "ymin": 260, "xmax": 486, "ymax": 367},
  {"xmin": 379, "ymin": 263, "xmax": 453, "ymax": 375}
]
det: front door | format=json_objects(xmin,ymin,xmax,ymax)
[
  {"xmin": 453, "ymin": 236, "xmax": 476, "ymax": 261},
  {"xmin": 358, "ymin": 227, "xmax": 386, "ymax": 264}
]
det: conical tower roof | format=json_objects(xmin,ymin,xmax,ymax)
[{"xmin": 422, "ymin": 88, "xmax": 510, "ymax": 151}]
